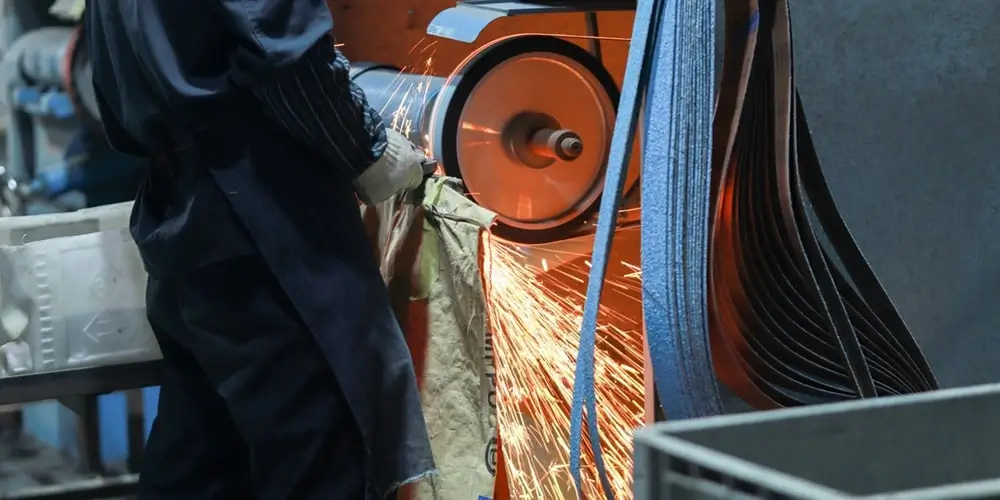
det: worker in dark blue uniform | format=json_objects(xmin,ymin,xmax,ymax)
[{"xmin": 85, "ymin": 0, "xmax": 436, "ymax": 498}]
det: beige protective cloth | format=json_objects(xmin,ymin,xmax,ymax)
[
  {"xmin": 48, "ymin": 0, "xmax": 87, "ymax": 21},
  {"xmin": 362, "ymin": 177, "xmax": 497, "ymax": 500}
]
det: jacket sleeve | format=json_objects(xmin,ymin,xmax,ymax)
[{"xmin": 217, "ymin": 0, "xmax": 388, "ymax": 177}]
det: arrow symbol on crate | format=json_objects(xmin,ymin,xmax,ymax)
[{"xmin": 83, "ymin": 312, "xmax": 114, "ymax": 342}]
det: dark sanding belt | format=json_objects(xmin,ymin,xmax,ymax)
[
  {"xmin": 570, "ymin": 0, "xmax": 939, "ymax": 497},
  {"xmin": 710, "ymin": 0, "xmax": 938, "ymax": 408}
]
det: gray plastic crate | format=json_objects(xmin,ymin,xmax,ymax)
[{"xmin": 633, "ymin": 383, "xmax": 1000, "ymax": 499}]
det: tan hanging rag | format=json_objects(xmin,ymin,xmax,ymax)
[{"xmin": 362, "ymin": 177, "xmax": 498, "ymax": 500}]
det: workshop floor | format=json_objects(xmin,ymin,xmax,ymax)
[{"xmin": 0, "ymin": 427, "xmax": 129, "ymax": 497}]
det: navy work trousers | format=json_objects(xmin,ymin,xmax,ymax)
[{"xmin": 139, "ymin": 255, "xmax": 369, "ymax": 499}]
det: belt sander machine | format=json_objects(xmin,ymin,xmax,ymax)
[{"xmin": 350, "ymin": 34, "xmax": 640, "ymax": 245}]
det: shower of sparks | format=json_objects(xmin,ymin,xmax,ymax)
[
  {"xmin": 376, "ymin": 38, "xmax": 440, "ymax": 153},
  {"xmin": 385, "ymin": 35, "xmax": 643, "ymax": 499},
  {"xmin": 483, "ymin": 233, "xmax": 644, "ymax": 499}
]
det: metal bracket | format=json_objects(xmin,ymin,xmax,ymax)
[{"xmin": 427, "ymin": 0, "xmax": 636, "ymax": 43}]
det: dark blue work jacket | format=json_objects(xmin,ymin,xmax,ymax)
[{"xmin": 85, "ymin": 0, "xmax": 433, "ymax": 496}]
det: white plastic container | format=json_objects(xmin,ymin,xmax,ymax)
[{"xmin": 0, "ymin": 202, "xmax": 160, "ymax": 376}]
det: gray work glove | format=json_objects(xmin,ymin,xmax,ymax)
[{"xmin": 354, "ymin": 129, "xmax": 428, "ymax": 205}]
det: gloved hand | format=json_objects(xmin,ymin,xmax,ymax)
[{"xmin": 354, "ymin": 129, "xmax": 428, "ymax": 205}]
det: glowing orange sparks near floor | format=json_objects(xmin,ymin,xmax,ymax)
[{"xmin": 483, "ymin": 233, "xmax": 644, "ymax": 499}]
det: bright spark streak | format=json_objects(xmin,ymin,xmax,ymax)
[{"xmin": 384, "ymin": 38, "xmax": 439, "ymax": 154}]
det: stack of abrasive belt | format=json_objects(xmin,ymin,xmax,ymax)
[
  {"xmin": 572, "ymin": 1, "xmax": 940, "ymax": 494},
  {"xmin": 709, "ymin": 0, "xmax": 938, "ymax": 408}
]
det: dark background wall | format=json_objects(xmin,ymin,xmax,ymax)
[{"xmin": 792, "ymin": 1, "xmax": 1000, "ymax": 388}]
